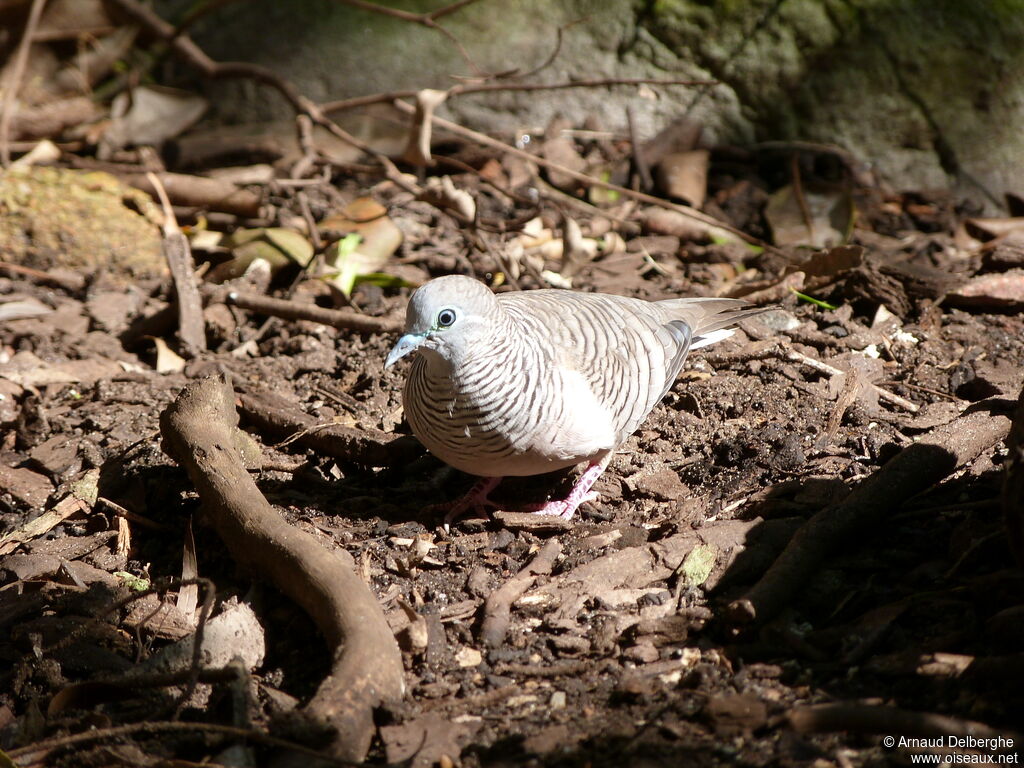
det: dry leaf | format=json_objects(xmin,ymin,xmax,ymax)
[
  {"xmin": 421, "ymin": 175, "xmax": 475, "ymax": 221},
  {"xmin": 766, "ymin": 183, "xmax": 854, "ymax": 248},
  {"xmin": 321, "ymin": 198, "xmax": 404, "ymax": 296},
  {"xmin": 150, "ymin": 337, "xmax": 186, "ymax": 374},
  {"xmin": 949, "ymin": 269, "xmax": 1024, "ymax": 309},
  {"xmin": 102, "ymin": 85, "xmax": 207, "ymax": 152},
  {"xmin": 656, "ymin": 149, "xmax": 709, "ymax": 207}
]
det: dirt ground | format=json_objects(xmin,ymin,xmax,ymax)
[
  {"xmin": 3, "ymin": 141, "xmax": 1024, "ymax": 768},
  {"xmin": 2, "ymin": 157, "xmax": 1024, "ymax": 768}
]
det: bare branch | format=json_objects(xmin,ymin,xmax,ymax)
[
  {"xmin": 329, "ymin": 0, "xmax": 487, "ymax": 75},
  {"xmin": 390, "ymin": 98, "xmax": 770, "ymax": 250},
  {"xmin": 321, "ymin": 76, "xmax": 715, "ymax": 114}
]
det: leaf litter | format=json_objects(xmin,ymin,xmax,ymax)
[{"xmin": 1, "ymin": 6, "xmax": 1024, "ymax": 767}]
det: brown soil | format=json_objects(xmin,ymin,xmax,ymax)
[{"xmin": 2, "ymin": 167, "xmax": 1023, "ymax": 767}]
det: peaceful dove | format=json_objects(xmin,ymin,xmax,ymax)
[{"xmin": 385, "ymin": 275, "xmax": 764, "ymax": 520}]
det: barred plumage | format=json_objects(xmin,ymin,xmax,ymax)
[{"xmin": 385, "ymin": 275, "xmax": 764, "ymax": 519}]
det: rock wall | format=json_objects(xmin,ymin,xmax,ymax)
[{"xmin": 167, "ymin": 0, "xmax": 1024, "ymax": 210}]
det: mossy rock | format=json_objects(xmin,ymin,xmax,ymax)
[
  {"xmin": 169, "ymin": 0, "xmax": 1024, "ymax": 211},
  {"xmin": 0, "ymin": 167, "xmax": 165, "ymax": 278}
]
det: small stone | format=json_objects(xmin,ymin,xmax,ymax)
[
  {"xmin": 455, "ymin": 646, "xmax": 482, "ymax": 667},
  {"xmin": 630, "ymin": 467, "xmax": 687, "ymax": 501},
  {"xmin": 623, "ymin": 641, "xmax": 660, "ymax": 664},
  {"xmin": 0, "ymin": 464, "xmax": 53, "ymax": 509}
]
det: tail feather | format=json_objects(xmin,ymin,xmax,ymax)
[
  {"xmin": 656, "ymin": 298, "xmax": 770, "ymax": 346},
  {"xmin": 691, "ymin": 327, "xmax": 736, "ymax": 350}
]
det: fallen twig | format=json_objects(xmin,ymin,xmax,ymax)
[
  {"xmin": 105, "ymin": 0, "xmax": 408, "ymax": 186},
  {"xmin": 149, "ymin": 172, "xmax": 207, "ymax": 356},
  {"xmin": 224, "ymin": 290, "xmax": 402, "ymax": 335},
  {"xmin": 122, "ymin": 171, "xmax": 263, "ymax": 218},
  {"xmin": 0, "ymin": 0, "xmax": 47, "ymax": 166},
  {"xmin": 322, "ymin": 77, "xmax": 716, "ymax": 113},
  {"xmin": 0, "ymin": 494, "xmax": 90, "ymax": 556},
  {"xmin": 123, "ymin": 286, "xmax": 403, "ymax": 351},
  {"xmin": 480, "ymin": 538, "xmax": 561, "ymax": 648},
  {"xmin": 7, "ymin": 720, "xmax": 357, "ymax": 767},
  {"xmin": 235, "ymin": 386, "xmax": 423, "ymax": 468},
  {"xmin": 97, "ymin": 496, "xmax": 169, "ymax": 531},
  {"xmin": 332, "ymin": 0, "xmax": 487, "ymax": 75},
  {"xmin": 7, "ymin": 98, "xmax": 101, "ymax": 146},
  {"xmin": 819, "ymin": 366, "xmax": 862, "ymax": 447},
  {"xmin": 492, "ymin": 511, "xmax": 573, "ymax": 533},
  {"xmin": 391, "ymin": 98, "xmax": 772, "ymax": 251},
  {"xmin": 626, "ymin": 105, "xmax": 653, "ymax": 191},
  {"xmin": 783, "ymin": 348, "xmax": 919, "ymax": 413},
  {"xmin": 1003, "ymin": 383, "xmax": 1024, "ymax": 566},
  {"xmin": 0, "ymin": 260, "xmax": 86, "ymax": 292},
  {"xmin": 160, "ymin": 376, "xmax": 404, "ymax": 761},
  {"xmin": 494, "ymin": 660, "xmax": 589, "ymax": 678},
  {"xmin": 726, "ymin": 399, "xmax": 1014, "ymax": 627}
]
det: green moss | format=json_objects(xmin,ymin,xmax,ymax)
[{"xmin": 0, "ymin": 168, "xmax": 164, "ymax": 276}]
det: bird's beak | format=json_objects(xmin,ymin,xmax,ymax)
[{"xmin": 385, "ymin": 333, "xmax": 425, "ymax": 368}]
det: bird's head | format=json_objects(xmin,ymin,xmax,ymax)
[{"xmin": 385, "ymin": 275, "xmax": 500, "ymax": 368}]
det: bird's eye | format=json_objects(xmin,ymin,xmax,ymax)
[{"xmin": 436, "ymin": 308, "xmax": 457, "ymax": 328}]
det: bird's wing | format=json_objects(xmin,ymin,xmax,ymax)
[{"xmin": 498, "ymin": 290, "xmax": 688, "ymax": 443}]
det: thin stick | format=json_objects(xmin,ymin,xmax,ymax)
[
  {"xmin": 332, "ymin": 0, "xmax": 481, "ymax": 25},
  {"xmin": 97, "ymin": 497, "xmax": 169, "ymax": 531},
  {"xmin": 224, "ymin": 290, "xmax": 401, "ymax": 335},
  {"xmin": 148, "ymin": 171, "xmax": 207, "ymax": 356},
  {"xmin": 627, "ymin": 105, "xmax": 652, "ymax": 191},
  {"xmin": 321, "ymin": 77, "xmax": 715, "ymax": 114},
  {"xmin": 330, "ymin": 0, "xmax": 487, "ymax": 75},
  {"xmin": 7, "ymin": 720, "xmax": 358, "ymax": 766},
  {"xmin": 789, "ymin": 152, "xmax": 816, "ymax": 244},
  {"xmin": 0, "ymin": 260, "xmax": 86, "ymax": 292},
  {"xmin": 0, "ymin": 0, "xmax": 48, "ymax": 167},
  {"xmin": 783, "ymin": 349, "xmax": 919, "ymax": 413},
  {"xmin": 235, "ymin": 387, "xmax": 422, "ymax": 468},
  {"xmin": 480, "ymin": 538, "xmax": 561, "ymax": 648},
  {"xmin": 391, "ymin": 98, "xmax": 772, "ymax": 251},
  {"xmin": 105, "ymin": 0, "xmax": 418, "ymax": 197}
]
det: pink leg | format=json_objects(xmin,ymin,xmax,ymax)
[
  {"xmin": 522, "ymin": 462, "xmax": 605, "ymax": 520},
  {"xmin": 438, "ymin": 476, "xmax": 503, "ymax": 525}
]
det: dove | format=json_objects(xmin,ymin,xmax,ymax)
[{"xmin": 385, "ymin": 275, "xmax": 764, "ymax": 520}]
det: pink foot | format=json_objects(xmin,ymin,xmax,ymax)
[
  {"xmin": 522, "ymin": 463, "xmax": 605, "ymax": 520},
  {"xmin": 433, "ymin": 476, "xmax": 503, "ymax": 526}
]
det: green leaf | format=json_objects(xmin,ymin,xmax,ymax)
[
  {"xmin": 680, "ymin": 543, "xmax": 717, "ymax": 587},
  {"xmin": 210, "ymin": 227, "xmax": 314, "ymax": 283},
  {"xmin": 114, "ymin": 571, "xmax": 151, "ymax": 591},
  {"xmin": 354, "ymin": 272, "xmax": 416, "ymax": 290},
  {"xmin": 323, "ymin": 233, "xmax": 365, "ymax": 297},
  {"xmin": 709, "ymin": 231, "xmax": 761, "ymax": 252},
  {"xmin": 587, "ymin": 168, "xmax": 620, "ymax": 205},
  {"xmin": 264, "ymin": 227, "xmax": 314, "ymax": 266},
  {"xmin": 791, "ymin": 288, "xmax": 839, "ymax": 310}
]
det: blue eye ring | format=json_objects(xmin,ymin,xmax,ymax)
[{"xmin": 436, "ymin": 308, "xmax": 457, "ymax": 328}]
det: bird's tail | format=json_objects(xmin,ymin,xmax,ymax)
[{"xmin": 656, "ymin": 298, "xmax": 769, "ymax": 349}]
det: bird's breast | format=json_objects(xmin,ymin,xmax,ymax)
[{"xmin": 403, "ymin": 347, "xmax": 614, "ymax": 477}]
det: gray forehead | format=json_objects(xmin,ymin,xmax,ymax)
[{"xmin": 410, "ymin": 277, "xmax": 490, "ymax": 315}]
